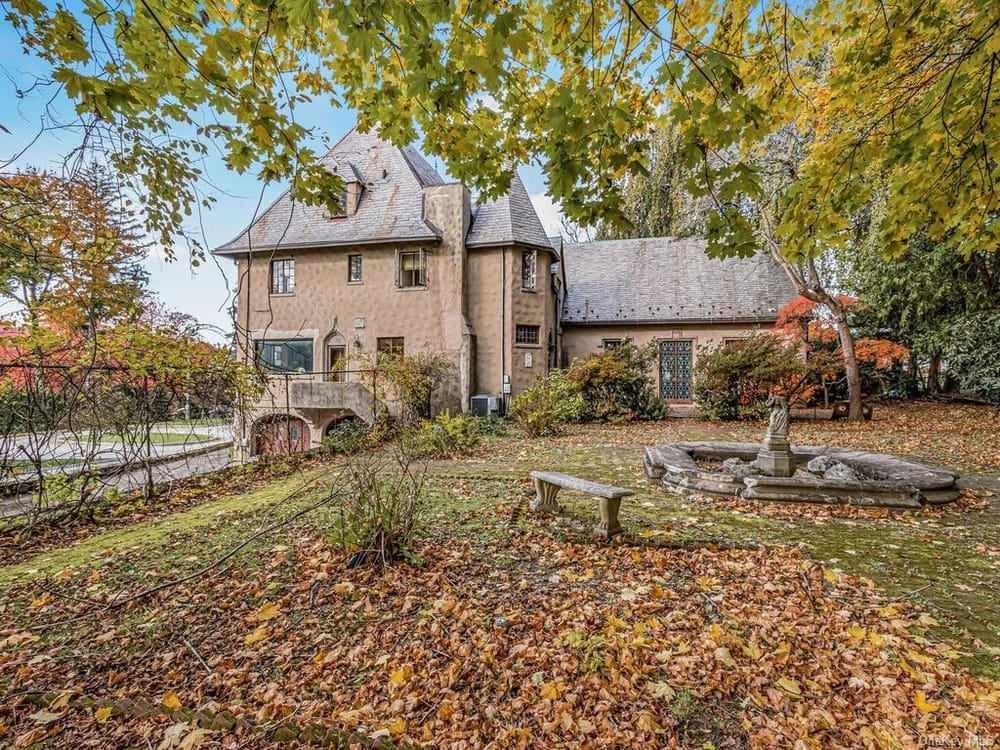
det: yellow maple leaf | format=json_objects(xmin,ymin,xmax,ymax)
[
  {"xmin": 388, "ymin": 669, "xmax": 407, "ymax": 688},
  {"xmin": 776, "ymin": 677, "xmax": 802, "ymax": 698},
  {"xmin": 247, "ymin": 601, "xmax": 280, "ymax": 623},
  {"xmin": 898, "ymin": 654, "xmax": 922, "ymax": 679},
  {"xmin": 332, "ymin": 582, "xmax": 355, "ymax": 594},
  {"xmin": 636, "ymin": 712, "xmax": 663, "ymax": 733},
  {"xmin": 244, "ymin": 627, "xmax": 269, "ymax": 646},
  {"xmin": 823, "ymin": 567, "xmax": 841, "ymax": 584},
  {"xmin": 49, "ymin": 691, "xmax": 73, "ymax": 710},
  {"xmin": 976, "ymin": 689, "xmax": 999, "ymax": 706},
  {"xmin": 906, "ymin": 650, "xmax": 935, "ymax": 666},
  {"xmin": 539, "ymin": 682, "xmax": 560, "ymax": 700},
  {"xmin": 846, "ymin": 625, "xmax": 866, "ymax": 640},
  {"xmin": 30, "ymin": 592, "xmax": 52, "ymax": 608},
  {"xmin": 94, "ymin": 706, "xmax": 113, "ymax": 723},
  {"xmin": 387, "ymin": 717, "xmax": 406, "ymax": 735},
  {"xmin": 914, "ymin": 690, "xmax": 939, "ymax": 713},
  {"xmin": 161, "ymin": 691, "xmax": 182, "ymax": 710}
]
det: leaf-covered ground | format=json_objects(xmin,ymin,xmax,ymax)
[{"xmin": 1, "ymin": 401, "xmax": 998, "ymax": 748}]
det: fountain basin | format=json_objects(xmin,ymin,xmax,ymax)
[{"xmin": 644, "ymin": 441, "xmax": 960, "ymax": 509}]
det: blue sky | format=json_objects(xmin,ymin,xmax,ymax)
[{"xmin": 0, "ymin": 25, "xmax": 563, "ymax": 342}]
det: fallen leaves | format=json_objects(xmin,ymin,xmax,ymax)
[
  {"xmin": 160, "ymin": 691, "xmax": 181, "ymax": 711},
  {"xmin": 246, "ymin": 601, "xmax": 280, "ymax": 623},
  {"xmin": 2, "ymin": 515, "xmax": 998, "ymax": 748},
  {"xmin": 914, "ymin": 690, "xmax": 940, "ymax": 713}
]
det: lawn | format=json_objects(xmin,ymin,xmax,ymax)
[
  {"xmin": 96, "ymin": 431, "xmax": 217, "ymax": 446},
  {"xmin": 0, "ymin": 402, "xmax": 997, "ymax": 748}
]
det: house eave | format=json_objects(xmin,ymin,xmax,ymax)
[
  {"xmin": 466, "ymin": 239, "xmax": 561, "ymax": 255},
  {"xmin": 212, "ymin": 234, "xmax": 444, "ymax": 257},
  {"xmin": 560, "ymin": 316, "xmax": 780, "ymax": 327}
]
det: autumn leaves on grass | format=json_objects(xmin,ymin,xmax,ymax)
[{"xmin": 6, "ymin": 526, "xmax": 998, "ymax": 748}]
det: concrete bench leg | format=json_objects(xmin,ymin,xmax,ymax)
[
  {"xmin": 595, "ymin": 497, "xmax": 623, "ymax": 539},
  {"xmin": 531, "ymin": 478, "xmax": 561, "ymax": 513}
]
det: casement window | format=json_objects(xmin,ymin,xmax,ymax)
[
  {"xmin": 396, "ymin": 249, "xmax": 427, "ymax": 288},
  {"xmin": 270, "ymin": 259, "xmax": 295, "ymax": 295},
  {"xmin": 602, "ymin": 338, "xmax": 623, "ymax": 350},
  {"xmin": 377, "ymin": 337, "xmax": 405, "ymax": 357},
  {"xmin": 515, "ymin": 324, "xmax": 540, "ymax": 346},
  {"xmin": 254, "ymin": 339, "xmax": 313, "ymax": 372},
  {"xmin": 521, "ymin": 249, "xmax": 537, "ymax": 290},
  {"xmin": 334, "ymin": 188, "xmax": 348, "ymax": 217},
  {"xmin": 348, "ymin": 254, "xmax": 363, "ymax": 282}
]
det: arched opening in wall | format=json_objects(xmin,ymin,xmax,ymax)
[
  {"xmin": 253, "ymin": 414, "xmax": 310, "ymax": 456},
  {"xmin": 324, "ymin": 330, "xmax": 348, "ymax": 382},
  {"xmin": 323, "ymin": 413, "xmax": 361, "ymax": 437}
]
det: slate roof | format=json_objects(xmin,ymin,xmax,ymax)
[
  {"xmin": 466, "ymin": 172, "xmax": 554, "ymax": 252},
  {"xmin": 214, "ymin": 126, "xmax": 445, "ymax": 255},
  {"xmin": 561, "ymin": 237, "xmax": 798, "ymax": 324}
]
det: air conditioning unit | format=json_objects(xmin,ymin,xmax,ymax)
[{"xmin": 470, "ymin": 394, "xmax": 502, "ymax": 417}]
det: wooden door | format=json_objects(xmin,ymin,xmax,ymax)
[
  {"xmin": 327, "ymin": 345, "xmax": 346, "ymax": 382},
  {"xmin": 254, "ymin": 416, "xmax": 310, "ymax": 456},
  {"xmin": 659, "ymin": 340, "xmax": 693, "ymax": 401}
]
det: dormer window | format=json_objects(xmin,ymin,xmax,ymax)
[{"xmin": 330, "ymin": 161, "xmax": 362, "ymax": 218}]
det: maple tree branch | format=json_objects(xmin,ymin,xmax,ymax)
[
  {"xmin": 104, "ymin": 487, "xmax": 341, "ymax": 610},
  {"xmin": 31, "ymin": 477, "xmax": 344, "ymax": 630}
]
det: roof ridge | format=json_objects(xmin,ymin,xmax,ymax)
[
  {"xmin": 214, "ymin": 123, "xmax": 365, "ymax": 252},
  {"xmin": 399, "ymin": 145, "xmax": 445, "ymax": 187}
]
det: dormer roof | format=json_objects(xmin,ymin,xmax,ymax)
[{"xmin": 214, "ymin": 126, "xmax": 445, "ymax": 255}]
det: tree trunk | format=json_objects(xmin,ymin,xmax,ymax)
[
  {"xmin": 756, "ymin": 204, "xmax": 865, "ymax": 420},
  {"xmin": 831, "ymin": 304, "xmax": 864, "ymax": 420},
  {"xmin": 927, "ymin": 351, "xmax": 941, "ymax": 394}
]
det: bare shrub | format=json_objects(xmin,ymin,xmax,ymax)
[{"xmin": 330, "ymin": 450, "xmax": 428, "ymax": 566}]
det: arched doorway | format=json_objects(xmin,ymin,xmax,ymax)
[{"xmin": 253, "ymin": 414, "xmax": 310, "ymax": 456}]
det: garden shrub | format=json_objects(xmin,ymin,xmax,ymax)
[
  {"xmin": 322, "ymin": 417, "xmax": 373, "ymax": 454},
  {"xmin": 375, "ymin": 351, "xmax": 453, "ymax": 423},
  {"xmin": 566, "ymin": 341, "xmax": 667, "ymax": 422},
  {"xmin": 943, "ymin": 311, "xmax": 1000, "ymax": 405},
  {"xmin": 693, "ymin": 335, "xmax": 808, "ymax": 420},
  {"xmin": 474, "ymin": 414, "xmax": 508, "ymax": 437},
  {"xmin": 330, "ymin": 450, "xmax": 427, "ymax": 566},
  {"xmin": 404, "ymin": 410, "xmax": 482, "ymax": 458},
  {"xmin": 509, "ymin": 370, "xmax": 584, "ymax": 437}
]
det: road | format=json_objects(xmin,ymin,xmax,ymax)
[{"xmin": 0, "ymin": 444, "xmax": 234, "ymax": 520}]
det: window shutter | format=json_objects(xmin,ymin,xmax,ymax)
[
  {"xmin": 395, "ymin": 249, "xmax": 401, "ymax": 288},
  {"xmin": 420, "ymin": 249, "xmax": 427, "ymax": 286}
]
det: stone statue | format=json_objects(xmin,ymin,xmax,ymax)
[{"xmin": 766, "ymin": 393, "xmax": 789, "ymax": 440}]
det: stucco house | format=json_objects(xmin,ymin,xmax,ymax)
[{"xmin": 213, "ymin": 126, "xmax": 797, "ymax": 457}]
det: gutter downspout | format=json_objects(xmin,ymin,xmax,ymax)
[{"xmin": 500, "ymin": 246, "xmax": 507, "ymax": 412}]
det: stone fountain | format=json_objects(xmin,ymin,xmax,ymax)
[{"xmin": 643, "ymin": 394, "xmax": 960, "ymax": 509}]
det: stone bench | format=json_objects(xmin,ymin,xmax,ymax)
[{"xmin": 529, "ymin": 471, "xmax": 634, "ymax": 539}]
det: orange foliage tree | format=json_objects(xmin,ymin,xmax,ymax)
[{"xmin": 773, "ymin": 298, "xmax": 910, "ymax": 400}]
